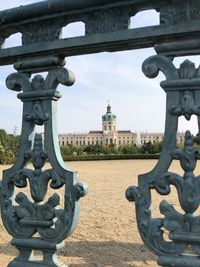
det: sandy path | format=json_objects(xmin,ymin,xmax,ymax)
[{"xmin": 0, "ymin": 159, "xmax": 197, "ymax": 267}]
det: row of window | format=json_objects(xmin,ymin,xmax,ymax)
[
  {"xmin": 140, "ymin": 137, "xmax": 184, "ymax": 145},
  {"xmin": 60, "ymin": 140, "xmax": 103, "ymax": 146},
  {"xmin": 60, "ymin": 139, "xmax": 136, "ymax": 146},
  {"xmin": 61, "ymin": 136, "xmax": 103, "ymax": 140},
  {"xmin": 62, "ymin": 136, "xmax": 135, "ymax": 140},
  {"xmin": 118, "ymin": 140, "xmax": 135, "ymax": 145},
  {"xmin": 118, "ymin": 136, "xmax": 134, "ymax": 139}
]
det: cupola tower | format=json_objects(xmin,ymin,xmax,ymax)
[
  {"xmin": 102, "ymin": 103, "xmax": 117, "ymax": 145},
  {"xmin": 102, "ymin": 103, "xmax": 117, "ymax": 132}
]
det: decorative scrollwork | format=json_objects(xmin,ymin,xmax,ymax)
[
  {"xmin": 85, "ymin": 8, "xmax": 129, "ymax": 35},
  {"xmin": 45, "ymin": 66, "xmax": 75, "ymax": 89},
  {"xmin": 126, "ymin": 186, "xmax": 187, "ymax": 256},
  {"xmin": 143, "ymin": 57, "xmax": 200, "ymax": 81},
  {"xmin": 127, "ymin": 55, "xmax": 200, "ymax": 265},
  {"xmin": 25, "ymin": 100, "xmax": 49, "ymax": 125},
  {"xmin": 170, "ymin": 91, "xmax": 200, "ymax": 120},
  {"xmin": 160, "ymin": 200, "xmax": 190, "ymax": 235},
  {"xmin": 1, "ymin": 8, "xmax": 85, "ymax": 266},
  {"xmin": 172, "ymin": 131, "xmax": 200, "ymax": 172},
  {"xmin": 143, "ymin": 57, "xmax": 200, "ymax": 121},
  {"xmin": 16, "ymin": 192, "xmax": 60, "ymax": 227},
  {"xmin": 1, "ymin": 132, "xmax": 87, "ymax": 243},
  {"xmin": 168, "ymin": 60, "xmax": 200, "ymax": 119},
  {"xmin": 160, "ymin": 0, "xmax": 200, "ymax": 26},
  {"xmin": 25, "ymin": 133, "xmax": 47, "ymax": 170},
  {"xmin": 127, "ymin": 130, "xmax": 200, "ymax": 257},
  {"xmin": 142, "ymin": 55, "xmax": 179, "ymax": 81},
  {"xmin": 7, "ymin": 67, "xmax": 75, "ymax": 94},
  {"xmin": 178, "ymin": 60, "xmax": 200, "ymax": 79},
  {"xmin": 155, "ymin": 131, "xmax": 200, "ymax": 214},
  {"xmin": 13, "ymin": 134, "xmax": 63, "ymax": 202},
  {"xmin": 6, "ymin": 72, "xmax": 31, "ymax": 92},
  {"xmin": 21, "ymin": 20, "xmax": 62, "ymax": 45},
  {"xmin": 7, "ymin": 67, "xmax": 75, "ymax": 125}
]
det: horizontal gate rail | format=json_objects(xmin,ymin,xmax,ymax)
[{"xmin": 0, "ymin": 0, "xmax": 199, "ymax": 64}]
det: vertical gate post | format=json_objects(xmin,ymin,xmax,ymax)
[
  {"xmin": 126, "ymin": 54, "xmax": 200, "ymax": 266},
  {"xmin": 0, "ymin": 55, "xmax": 88, "ymax": 267}
]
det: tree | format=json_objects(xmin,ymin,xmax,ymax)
[
  {"xmin": 0, "ymin": 129, "xmax": 20, "ymax": 164},
  {"xmin": 83, "ymin": 144, "xmax": 104, "ymax": 155},
  {"xmin": 119, "ymin": 144, "xmax": 139, "ymax": 154},
  {"xmin": 139, "ymin": 141, "xmax": 162, "ymax": 154}
]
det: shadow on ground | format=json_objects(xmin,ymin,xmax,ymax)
[
  {"xmin": 60, "ymin": 240, "xmax": 156, "ymax": 267},
  {"xmin": 0, "ymin": 240, "xmax": 156, "ymax": 267}
]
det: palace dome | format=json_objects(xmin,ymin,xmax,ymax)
[{"xmin": 102, "ymin": 104, "xmax": 117, "ymax": 121}]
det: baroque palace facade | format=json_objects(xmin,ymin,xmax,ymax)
[{"xmin": 59, "ymin": 104, "xmax": 185, "ymax": 147}]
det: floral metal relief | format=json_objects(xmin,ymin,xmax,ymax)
[
  {"xmin": 1, "ymin": 64, "xmax": 87, "ymax": 266},
  {"xmin": 85, "ymin": 8, "xmax": 130, "ymax": 35},
  {"xmin": 126, "ymin": 55, "xmax": 200, "ymax": 266},
  {"xmin": 160, "ymin": 0, "xmax": 200, "ymax": 25}
]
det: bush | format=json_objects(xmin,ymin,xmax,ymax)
[
  {"xmin": 0, "ymin": 128, "xmax": 162, "ymax": 164},
  {"xmin": 60, "ymin": 142, "xmax": 162, "ymax": 161},
  {"xmin": 118, "ymin": 144, "xmax": 139, "ymax": 154},
  {"xmin": 62, "ymin": 154, "xmax": 159, "ymax": 161},
  {"xmin": 139, "ymin": 141, "xmax": 162, "ymax": 154}
]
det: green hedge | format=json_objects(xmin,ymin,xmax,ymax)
[{"xmin": 62, "ymin": 154, "xmax": 159, "ymax": 161}]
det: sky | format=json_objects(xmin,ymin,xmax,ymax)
[{"xmin": 0, "ymin": 1, "xmax": 199, "ymax": 135}]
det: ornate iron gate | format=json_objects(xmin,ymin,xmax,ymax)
[{"xmin": 0, "ymin": 1, "xmax": 200, "ymax": 266}]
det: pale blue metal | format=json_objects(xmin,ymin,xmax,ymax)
[
  {"xmin": 1, "ymin": 63, "xmax": 88, "ymax": 267},
  {"xmin": 0, "ymin": 1, "xmax": 200, "ymax": 267},
  {"xmin": 126, "ymin": 56, "xmax": 200, "ymax": 267}
]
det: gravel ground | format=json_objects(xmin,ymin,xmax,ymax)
[{"xmin": 0, "ymin": 159, "xmax": 196, "ymax": 267}]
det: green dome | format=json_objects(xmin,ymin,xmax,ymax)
[{"xmin": 102, "ymin": 104, "xmax": 116, "ymax": 121}]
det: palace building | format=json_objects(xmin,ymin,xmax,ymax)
[{"xmin": 59, "ymin": 104, "xmax": 185, "ymax": 147}]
